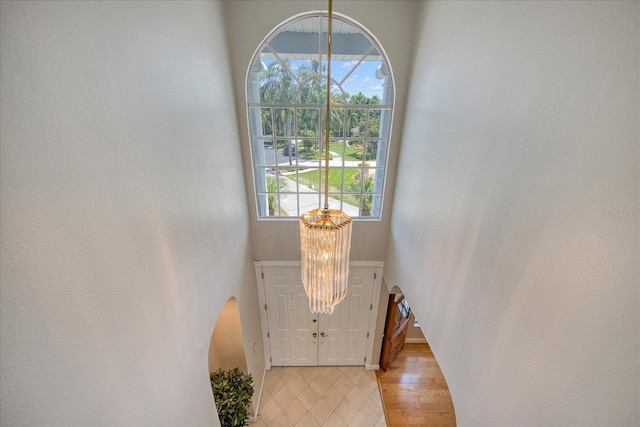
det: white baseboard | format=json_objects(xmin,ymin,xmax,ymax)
[
  {"xmin": 248, "ymin": 368, "xmax": 267, "ymax": 423},
  {"xmin": 405, "ymin": 338, "xmax": 427, "ymax": 344},
  {"xmin": 366, "ymin": 364, "xmax": 380, "ymax": 371}
]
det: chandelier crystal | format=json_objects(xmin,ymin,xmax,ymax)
[
  {"xmin": 300, "ymin": 208, "xmax": 352, "ymax": 314},
  {"xmin": 299, "ymin": 0, "xmax": 352, "ymax": 315}
]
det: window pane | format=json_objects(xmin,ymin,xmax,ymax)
[
  {"xmin": 341, "ymin": 60, "xmax": 385, "ymax": 100},
  {"xmin": 343, "ymin": 168, "xmax": 360, "ymax": 193},
  {"xmin": 260, "ymin": 107, "xmax": 273, "ymax": 136},
  {"xmin": 296, "ymin": 108, "xmax": 320, "ymax": 138},
  {"xmin": 274, "ymin": 108, "xmax": 294, "ymax": 137},
  {"xmin": 297, "ymin": 78, "xmax": 324, "ymax": 105},
  {"xmin": 359, "ymin": 195, "xmax": 374, "ymax": 217},
  {"xmin": 361, "ymin": 168, "xmax": 377, "ymax": 192},
  {"xmin": 346, "ymin": 109, "xmax": 366, "ymax": 138},
  {"xmin": 297, "ymin": 168, "xmax": 316, "ymax": 190},
  {"xmin": 255, "ymin": 139, "xmax": 277, "ymax": 166},
  {"xmin": 363, "ymin": 141, "xmax": 378, "ymax": 162},
  {"xmin": 265, "ymin": 191, "xmax": 280, "ymax": 216},
  {"xmin": 329, "ymin": 108, "xmax": 344, "ymax": 138},
  {"xmin": 314, "ymin": 168, "xmax": 347, "ymax": 194},
  {"xmin": 367, "ymin": 109, "xmax": 382, "ymax": 138}
]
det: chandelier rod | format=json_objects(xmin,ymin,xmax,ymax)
[{"xmin": 323, "ymin": 0, "xmax": 333, "ymax": 210}]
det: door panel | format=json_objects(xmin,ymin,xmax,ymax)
[
  {"xmin": 263, "ymin": 268, "xmax": 317, "ymax": 366},
  {"xmin": 379, "ymin": 294, "xmax": 410, "ymax": 371},
  {"xmin": 318, "ymin": 266, "xmax": 373, "ymax": 365},
  {"xmin": 263, "ymin": 265, "xmax": 374, "ymax": 366}
]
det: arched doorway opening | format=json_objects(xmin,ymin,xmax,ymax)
[
  {"xmin": 208, "ymin": 297, "xmax": 254, "ymax": 424},
  {"xmin": 208, "ymin": 296, "xmax": 248, "ymax": 374},
  {"xmin": 377, "ymin": 286, "xmax": 456, "ymax": 424}
]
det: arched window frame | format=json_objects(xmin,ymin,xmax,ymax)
[{"xmin": 246, "ymin": 11, "xmax": 395, "ymax": 220}]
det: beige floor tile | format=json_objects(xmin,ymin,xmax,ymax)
[
  {"xmin": 360, "ymin": 394, "xmax": 384, "ymax": 423},
  {"xmin": 297, "ymin": 385, "xmax": 321, "ymax": 410},
  {"xmin": 296, "ymin": 412, "xmax": 320, "ymax": 427},
  {"xmin": 259, "ymin": 388, "xmax": 273, "ymax": 407},
  {"xmin": 264, "ymin": 373, "xmax": 286, "ymax": 397},
  {"xmin": 308, "ymin": 399, "xmax": 332, "ymax": 425},
  {"xmin": 332, "ymin": 373, "xmax": 356, "ymax": 396},
  {"xmin": 349, "ymin": 413, "xmax": 372, "ymax": 427},
  {"xmin": 286, "ymin": 374, "xmax": 308, "ymax": 396},
  {"xmin": 298, "ymin": 367, "xmax": 321, "ymax": 384},
  {"xmin": 345, "ymin": 385, "xmax": 368, "ymax": 409},
  {"xmin": 273, "ymin": 385, "xmax": 296, "ymax": 410},
  {"xmin": 252, "ymin": 416, "xmax": 267, "ymax": 427},
  {"xmin": 320, "ymin": 388, "xmax": 344, "ymax": 411},
  {"xmin": 269, "ymin": 412, "xmax": 293, "ymax": 427},
  {"xmin": 259, "ymin": 398, "xmax": 282, "ymax": 423},
  {"xmin": 369, "ymin": 390, "xmax": 384, "ymax": 409},
  {"xmin": 321, "ymin": 412, "xmax": 347, "ymax": 427},
  {"xmin": 309, "ymin": 375, "xmax": 332, "ymax": 396},
  {"xmin": 282, "ymin": 397, "xmax": 307, "ymax": 425},
  {"xmin": 334, "ymin": 398, "xmax": 358, "ymax": 425},
  {"xmin": 356, "ymin": 373, "xmax": 377, "ymax": 394},
  {"xmin": 343, "ymin": 366, "xmax": 364, "ymax": 383},
  {"xmin": 363, "ymin": 369, "xmax": 376, "ymax": 379},
  {"xmin": 318, "ymin": 366, "xmax": 341, "ymax": 384},
  {"xmin": 278, "ymin": 367, "xmax": 300, "ymax": 383},
  {"xmin": 258, "ymin": 366, "xmax": 385, "ymax": 427}
]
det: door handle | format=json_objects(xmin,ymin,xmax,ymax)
[
  {"xmin": 313, "ymin": 332, "xmax": 317, "ymax": 338},
  {"xmin": 320, "ymin": 332, "xmax": 327, "ymax": 337}
]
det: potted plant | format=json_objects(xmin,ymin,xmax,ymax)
[{"xmin": 210, "ymin": 367, "xmax": 254, "ymax": 427}]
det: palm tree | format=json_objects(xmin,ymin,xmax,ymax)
[
  {"xmin": 296, "ymin": 61, "xmax": 325, "ymax": 144},
  {"xmin": 266, "ymin": 174, "xmax": 288, "ymax": 216},
  {"xmin": 261, "ymin": 59, "xmax": 349, "ymax": 140},
  {"xmin": 345, "ymin": 171, "xmax": 374, "ymax": 216},
  {"xmin": 261, "ymin": 60, "xmax": 296, "ymax": 103},
  {"xmin": 261, "ymin": 60, "xmax": 296, "ymax": 139}
]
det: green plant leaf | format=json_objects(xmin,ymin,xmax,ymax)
[{"xmin": 210, "ymin": 368, "xmax": 254, "ymax": 427}]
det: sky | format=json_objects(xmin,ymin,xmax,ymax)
[{"xmin": 333, "ymin": 60, "xmax": 384, "ymax": 99}]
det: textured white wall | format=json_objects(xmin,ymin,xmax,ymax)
[
  {"xmin": 385, "ymin": 1, "xmax": 639, "ymax": 426},
  {"xmin": 0, "ymin": 1, "xmax": 263, "ymax": 425}
]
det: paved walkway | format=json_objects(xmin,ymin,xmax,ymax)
[{"xmin": 277, "ymin": 152, "xmax": 364, "ymax": 217}]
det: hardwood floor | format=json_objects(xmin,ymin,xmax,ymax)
[{"xmin": 376, "ymin": 343, "xmax": 456, "ymax": 426}]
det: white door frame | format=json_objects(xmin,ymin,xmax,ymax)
[{"xmin": 254, "ymin": 261, "xmax": 383, "ymax": 371}]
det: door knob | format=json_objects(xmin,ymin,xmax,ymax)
[
  {"xmin": 313, "ymin": 332, "xmax": 317, "ymax": 338},
  {"xmin": 320, "ymin": 332, "xmax": 327, "ymax": 337}
]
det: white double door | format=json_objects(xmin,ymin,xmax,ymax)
[{"xmin": 261, "ymin": 265, "xmax": 375, "ymax": 366}]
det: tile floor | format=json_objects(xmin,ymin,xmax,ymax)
[{"xmin": 254, "ymin": 366, "xmax": 386, "ymax": 426}]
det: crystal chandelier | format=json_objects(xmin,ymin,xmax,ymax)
[{"xmin": 300, "ymin": 0, "xmax": 352, "ymax": 315}]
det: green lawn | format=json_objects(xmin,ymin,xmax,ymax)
[
  {"xmin": 281, "ymin": 141, "xmax": 363, "ymax": 162},
  {"xmin": 297, "ymin": 168, "xmax": 359, "ymax": 192},
  {"xmin": 329, "ymin": 142, "xmax": 360, "ymax": 161}
]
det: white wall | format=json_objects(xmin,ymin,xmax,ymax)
[
  {"xmin": 385, "ymin": 1, "xmax": 639, "ymax": 426},
  {"xmin": 0, "ymin": 1, "xmax": 264, "ymax": 425},
  {"xmin": 222, "ymin": 0, "xmax": 419, "ymax": 261}
]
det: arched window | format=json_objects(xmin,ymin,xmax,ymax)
[{"xmin": 247, "ymin": 12, "xmax": 394, "ymax": 220}]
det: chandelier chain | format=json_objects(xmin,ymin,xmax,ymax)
[{"xmin": 324, "ymin": 0, "xmax": 332, "ymax": 210}]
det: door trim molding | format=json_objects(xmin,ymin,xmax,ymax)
[{"xmin": 254, "ymin": 264, "xmax": 272, "ymax": 370}]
